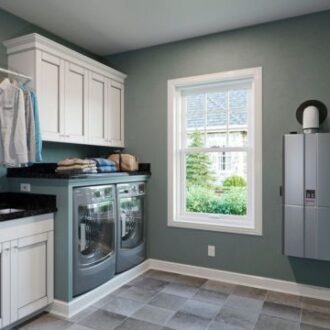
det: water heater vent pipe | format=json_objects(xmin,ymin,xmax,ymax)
[{"xmin": 296, "ymin": 100, "xmax": 327, "ymax": 134}]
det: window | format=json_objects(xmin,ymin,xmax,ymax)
[{"xmin": 168, "ymin": 68, "xmax": 262, "ymax": 235}]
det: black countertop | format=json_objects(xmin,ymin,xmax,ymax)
[
  {"xmin": 7, "ymin": 163, "xmax": 151, "ymax": 179},
  {"xmin": 0, "ymin": 193, "xmax": 57, "ymax": 221}
]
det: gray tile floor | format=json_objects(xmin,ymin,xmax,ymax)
[{"xmin": 17, "ymin": 270, "xmax": 330, "ymax": 330}]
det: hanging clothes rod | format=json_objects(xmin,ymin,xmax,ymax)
[{"xmin": 0, "ymin": 67, "xmax": 31, "ymax": 82}]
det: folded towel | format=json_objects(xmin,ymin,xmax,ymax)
[
  {"xmin": 91, "ymin": 158, "xmax": 117, "ymax": 167},
  {"xmin": 55, "ymin": 167, "xmax": 98, "ymax": 174},
  {"xmin": 97, "ymin": 165, "xmax": 118, "ymax": 173},
  {"xmin": 58, "ymin": 158, "xmax": 96, "ymax": 166},
  {"xmin": 56, "ymin": 164, "xmax": 96, "ymax": 171}
]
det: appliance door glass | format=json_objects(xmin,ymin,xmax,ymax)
[
  {"xmin": 78, "ymin": 200, "xmax": 115, "ymax": 266},
  {"xmin": 120, "ymin": 196, "xmax": 144, "ymax": 249}
]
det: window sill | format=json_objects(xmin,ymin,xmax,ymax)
[{"xmin": 168, "ymin": 217, "xmax": 262, "ymax": 236}]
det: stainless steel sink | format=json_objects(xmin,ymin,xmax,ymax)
[{"xmin": 0, "ymin": 208, "xmax": 25, "ymax": 214}]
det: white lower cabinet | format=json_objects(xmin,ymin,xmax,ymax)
[{"xmin": 0, "ymin": 214, "xmax": 54, "ymax": 329}]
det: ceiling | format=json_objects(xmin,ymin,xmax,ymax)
[{"xmin": 1, "ymin": 0, "xmax": 330, "ymax": 56}]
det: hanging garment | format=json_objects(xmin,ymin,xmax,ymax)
[
  {"xmin": 24, "ymin": 90, "xmax": 36, "ymax": 162},
  {"xmin": 0, "ymin": 78, "xmax": 28, "ymax": 166},
  {"xmin": 30, "ymin": 91, "xmax": 42, "ymax": 162}
]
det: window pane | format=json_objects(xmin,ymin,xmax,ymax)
[
  {"xmin": 229, "ymin": 89, "xmax": 248, "ymax": 129},
  {"xmin": 185, "ymin": 89, "xmax": 249, "ymax": 148},
  {"xmin": 187, "ymin": 131, "xmax": 205, "ymax": 147},
  {"xmin": 207, "ymin": 92, "xmax": 227, "ymax": 111},
  {"xmin": 185, "ymin": 152, "xmax": 247, "ymax": 216},
  {"xmin": 187, "ymin": 94, "xmax": 205, "ymax": 130},
  {"xmin": 207, "ymin": 92, "xmax": 227, "ymax": 129},
  {"xmin": 229, "ymin": 89, "xmax": 248, "ymax": 109},
  {"xmin": 206, "ymin": 132, "xmax": 227, "ymax": 147},
  {"xmin": 228, "ymin": 131, "xmax": 248, "ymax": 147}
]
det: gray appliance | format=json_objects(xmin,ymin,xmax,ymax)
[
  {"xmin": 116, "ymin": 182, "xmax": 146, "ymax": 273},
  {"xmin": 73, "ymin": 185, "xmax": 116, "ymax": 296},
  {"xmin": 283, "ymin": 133, "xmax": 330, "ymax": 261}
]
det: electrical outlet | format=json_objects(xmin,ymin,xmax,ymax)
[
  {"xmin": 20, "ymin": 183, "xmax": 31, "ymax": 192},
  {"xmin": 208, "ymin": 245, "xmax": 215, "ymax": 257}
]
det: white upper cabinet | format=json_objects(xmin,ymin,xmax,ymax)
[
  {"xmin": 64, "ymin": 62, "xmax": 89, "ymax": 144},
  {"xmin": 37, "ymin": 52, "xmax": 65, "ymax": 142},
  {"xmin": 4, "ymin": 33, "xmax": 126, "ymax": 147},
  {"xmin": 108, "ymin": 80, "xmax": 124, "ymax": 147},
  {"xmin": 89, "ymin": 72, "xmax": 108, "ymax": 145}
]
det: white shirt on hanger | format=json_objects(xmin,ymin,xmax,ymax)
[{"xmin": 0, "ymin": 78, "xmax": 28, "ymax": 166}]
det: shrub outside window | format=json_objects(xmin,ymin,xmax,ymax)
[{"xmin": 167, "ymin": 68, "xmax": 262, "ymax": 235}]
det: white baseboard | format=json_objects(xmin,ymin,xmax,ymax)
[
  {"xmin": 49, "ymin": 259, "xmax": 151, "ymax": 319},
  {"xmin": 49, "ymin": 258, "xmax": 330, "ymax": 319},
  {"xmin": 149, "ymin": 258, "xmax": 330, "ymax": 302}
]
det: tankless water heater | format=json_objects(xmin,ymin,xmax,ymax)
[{"xmin": 283, "ymin": 133, "xmax": 330, "ymax": 261}]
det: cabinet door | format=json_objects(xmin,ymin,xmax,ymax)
[
  {"xmin": 11, "ymin": 232, "xmax": 54, "ymax": 322},
  {"xmin": 283, "ymin": 135, "xmax": 304, "ymax": 257},
  {"xmin": 88, "ymin": 72, "xmax": 108, "ymax": 145},
  {"xmin": 108, "ymin": 80, "xmax": 124, "ymax": 147},
  {"xmin": 37, "ymin": 51, "xmax": 65, "ymax": 142},
  {"xmin": 64, "ymin": 62, "xmax": 89, "ymax": 144},
  {"xmin": 0, "ymin": 242, "xmax": 11, "ymax": 328}
]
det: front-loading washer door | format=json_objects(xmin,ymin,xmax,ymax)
[
  {"xmin": 119, "ymin": 196, "xmax": 144, "ymax": 249},
  {"xmin": 78, "ymin": 200, "xmax": 115, "ymax": 266}
]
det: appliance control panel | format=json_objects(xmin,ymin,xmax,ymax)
[
  {"xmin": 118, "ymin": 183, "xmax": 145, "ymax": 196},
  {"xmin": 75, "ymin": 185, "xmax": 115, "ymax": 203}
]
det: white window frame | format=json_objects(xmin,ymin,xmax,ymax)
[{"xmin": 167, "ymin": 67, "xmax": 262, "ymax": 235}]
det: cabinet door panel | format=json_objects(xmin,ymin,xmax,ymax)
[
  {"xmin": 317, "ymin": 133, "xmax": 330, "ymax": 207},
  {"xmin": 284, "ymin": 206, "xmax": 304, "ymax": 257},
  {"xmin": 64, "ymin": 62, "xmax": 88, "ymax": 143},
  {"xmin": 306, "ymin": 207, "xmax": 330, "ymax": 261},
  {"xmin": 11, "ymin": 233, "xmax": 49, "ymax": 321},
  {"xmin": 37, "ymin": 52, "xmax": 65, "ymax": 141},
  {"xmin": 284, "ymin": 135, "xmax": 304, "ymax": 206},
  {"xmin": 108, "ymin": 80, "xmax": 124, "ymax": 147},
  {"xmin": 18, "ymin": 241, "xmax": 47, "ymax": 307},
  {"xmin": 0, "ymin": 242, "xmax": 11, "ymax": 328},
  {"xmin": 89, "ymin": 73, "xmax": 107, "ymax": 145}
]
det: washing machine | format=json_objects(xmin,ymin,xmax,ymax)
[
  {"xmin": 73, "ymin": 185, "xmax": 116, "ymax": 296},
  {"xmin": 116, "ymin": 182, "xmax": 146, "ymax": 273}
]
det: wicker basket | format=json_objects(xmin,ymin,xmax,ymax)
[{"xmin": 108, "ymin": 154, "xmax": 139, "ymax": 172}]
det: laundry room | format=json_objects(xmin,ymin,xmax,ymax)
[{"xmin": 1, "ymin": 1, "xmax": 330, "ymax": 330}]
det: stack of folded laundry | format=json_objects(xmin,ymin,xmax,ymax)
[
  {"xmin": 55, "ymin": 158, "xmax": 97, "ymax": 175},
  {"xmin": 91, "ymin": 158, "xmax": 118, "ymax": 173}
]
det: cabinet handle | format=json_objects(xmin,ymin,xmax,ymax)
[{"xmin": 4, "ymin": 247, "xmax": 10, "ymax": 252}]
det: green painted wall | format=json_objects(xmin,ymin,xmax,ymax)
[
  {"xmin": 106, "ymin": 11, "xmax": 330, "ymax": 287},
  {"xmin": 0, "ymin": 9, "xmax": 117, "ymax": 189}
]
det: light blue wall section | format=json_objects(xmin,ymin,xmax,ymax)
[{"xmin": 106, "ymin": 11, "xmax": 330, "ymax": 287}]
